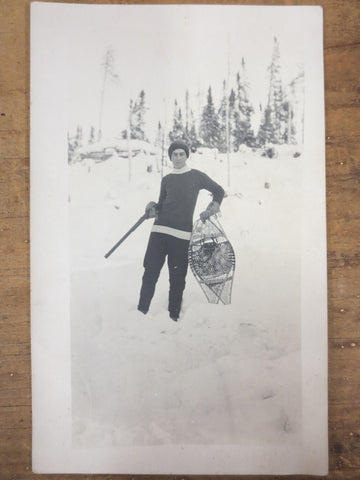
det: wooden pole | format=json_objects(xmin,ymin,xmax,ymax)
[
  {"xmin": 98, "ymin": 63, "xmax": 107, "ymax": 142},
  {"xmin": 127, "ymin": 102, "xmax": 132, "ymax": 181},
  {"xmin": 104, "ymin": 214, "xmax": 148, "ymax": 259},
  {"xmin": 226, "ymin": 35, "xmax": 231, "ymax": 187}
]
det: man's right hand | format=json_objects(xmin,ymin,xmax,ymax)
[{"xmin": 145, "ymin": 201, "xmax": 157, "ymax": 219}]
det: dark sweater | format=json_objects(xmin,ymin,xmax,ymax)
[{"xmin": 152, "ymin": 169, "xmax": 224, "ymax": 238}]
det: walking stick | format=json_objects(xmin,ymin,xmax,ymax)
[{"xmin": 104, "ymin": 213, "xmax": 148, "ymax": 259}]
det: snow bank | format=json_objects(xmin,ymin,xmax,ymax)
[{"xmin": 69, "ymin": 146, "xmax": 303, "ymax": 447}]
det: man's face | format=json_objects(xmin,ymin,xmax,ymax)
[{"xmin": 171, "ymin": 148, "xmax": 187, "ymax": 169}]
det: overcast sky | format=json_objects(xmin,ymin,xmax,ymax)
[{"xmin": 34, "ymin": 4, "xmax": 309, "ymax": 142}]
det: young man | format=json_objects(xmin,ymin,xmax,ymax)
[{"xmin": 137, "ymin": 140, "xmax": 225, "ymax": 321}]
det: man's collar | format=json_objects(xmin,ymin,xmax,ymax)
[{"xmin": 171, "ymin": 165, "xmax": 191, "ymax": 175}]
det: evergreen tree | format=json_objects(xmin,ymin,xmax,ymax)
[
  {"xmin": 68, "ymin": 126, "xmax": 83, "ymax": 164},
  {"xmin": 168, "ymin": 100, "xmax": 187, "ymax": 142},
  {"xmin": 287, "ymin": 71, "xmax": 305, "ymax": 145},
  {"xmin": 98, "ymin": 47, "xmax": 119, "ymax": 141},
  {"xmin": 121, "ymin": 100, "xmax": 131, "ymax": 140},
  {"xmin": 233, "ymin": 58, "xmax": 255, "ymax": 149},
  {"xmin": 200, "ymin": 86, "xmax": 221, "ymax": 148},
  {"xmin": 257, "ymin": 105, "xmax": 273, "ymax": 145},
  {"xmin": 185, "ymin": 90, "xmax": 190, "ymax": 138},
  {"xmin": 218, "ymin": 80, "xmax": 228, "ymax": 153},
  {"xmin": 257, "ymin": 37, "xmax": 286, "ymax": 145},
  {"xmin": 184, "ymin": 89, "xmax": 201, "ymax": 149},
  {"xmin": 88, "ymin": 126, "xmax": 95, "ymax": 144},
  {"xmin": 122, "ymin": 91, "xmax": 148, "ymax": 141},
  {"xmin": 218, "ymin": 82, "xmax": 237, "ymax": 154},
  {"xmin": 130, "ymin": 90, "xmax": 147, "ymax": 141},
  {"xmin": 155, "ymin": 121, "xmax": 163, "ymax": 148},
  {"xmin": 279, "ymin": 97, "xmax": 294, "ymax": 144},
  {"xmin": 228, "ymin": 88, "xmax": 237, "ymax": 150},
  {"xmin": 68, "ymin": 131, "xmax": 75, "ymax": 164},
  {"xmin": 75, "ymin": 125, "xmax": 83, "ymax": 147},
  {"xmin": 188, "ymin": 108, "xmax": 201, "ymax": 150}
]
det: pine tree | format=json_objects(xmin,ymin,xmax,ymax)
[
  {"xmin": 98, "ymin": 47, "xmax": 120, "ymax": 141},
  {"xmin": 218, "ymin": 80, "xmax": 228, "ymax": 153},
  {"xmin": 68, "ymin": 131, "xmax": 75, "ymax": 164},
  {"xmin": 88, "ymin": 126, "xmax": 95, "ymax": 144},
  {"xmin": 268, "ymin": 37, "xmax": 283, "ymax": 143},
  {"xmin": 68, "ymin": 126, "xmax": 83, "ymax": 164},
  {"xmin": 184, "ymin": 90, "xmax": 201, "ymax": 150},
  {"xmin": 257, "ymin": 105, "xmax": 273, "ymax": 146},
  {"xmin": 288, "ymin": 71, "xmax": 305, "ymax": 145},
  {"xmin": 257, "ymin": 37, "xmax": 285, "ymax": 145},
  {"xmin": 200, "ymin": 86, "xmax": 221, "ymax": 149},
  {"xmin": 218, "ymin": 82, "xmax": 237, "ymax": 154},
  {"xmin": 233, "ymin": 59, "xmax": 255, "ymax": 149},
  {"xmin": 279, "ymin": 97, "xmax": 295, "ymax": 144},
  {"xmin": 228, "ymin": 88, "xmax": 237, "ymax": 150},
  {"xmin": 121, "ymin": 99, "xmax": 133, "ymax": 140},
  {"xmin": 168, "ymin": 100, "xmax": 187, "ymax": 143},
  {"xmin": 185, "ymin": 90, "xmax": 190, "ymax": 138},
  {"xmin": 187, "ymin": 109, "xmax": 200, "ymax": 150},
  {"xmin": 121, "ymin": 91, "xmax": 148, "ymax": 141},
  {"xmin": 75, "ymin": 125, "xmax": 83, "ymax": 147},
  {"xmin": 130, "ymin": 90, "xmax": 147, "ymax": 141},
  {"xmin": 155, "ymin": 121, "xmax": 163, "ymax": 148}
]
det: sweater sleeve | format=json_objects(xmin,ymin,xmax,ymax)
[
  {"xmin": 156, "ymin": 176, "xmax": 167, "ymax": 212},
  {"xmin": 199, "ymin": 171, "xmax": 225, "ymax": 205}
]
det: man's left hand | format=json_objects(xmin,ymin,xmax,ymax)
[{"xmin": 200, "ymin": 201, "xmax": 220, "ymax": 223}]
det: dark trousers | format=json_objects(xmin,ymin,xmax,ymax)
[{"xmin": 138, "ymin": 232, "xmax": 190, "ymax": 317}]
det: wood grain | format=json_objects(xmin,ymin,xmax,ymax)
[{"xmin": 1, "ymin": 0, "xmax": 359, "ymax": 478}]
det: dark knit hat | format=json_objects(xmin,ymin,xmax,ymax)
[{"xmin": 168, "ymin": 140, "xmax": 190, "ymax": 159}]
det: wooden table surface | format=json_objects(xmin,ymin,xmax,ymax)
[{"xmin": 1, "ymin": 0, "xmax": 359, "ymax": 478}]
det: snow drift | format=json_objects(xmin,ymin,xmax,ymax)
[{"xmin": 69, "ymin": 146, "xmax": 302, "ymax": 447}]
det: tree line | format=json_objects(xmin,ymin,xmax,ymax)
[
  {"xmin": 69, "ymin": 37, "xmax": 304, "ymax": 158},
  {"xmin": 128, "ymin": 37, "xmax": 303, "ymax": 152},
  {"xmin": 164, "ymin": 37, "xmax": 303, "ymax": 152}
]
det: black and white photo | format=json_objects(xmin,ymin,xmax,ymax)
[{"xmin": 31, "ymin": 3, "xmax": 328, "ymax": 474}]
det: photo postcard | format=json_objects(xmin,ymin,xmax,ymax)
[{"xmin": 30, "ymin": 2, "xmax": 328, "ymax": 474}]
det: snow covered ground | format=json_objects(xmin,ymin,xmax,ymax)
[{"xmin": 69, "ymin": 146, "xmax": 303, "ymax": 447}]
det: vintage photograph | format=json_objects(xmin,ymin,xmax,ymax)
[
  {"xmin": 68, "ymin": 4, "xmax": 304, "ymax": 448},
  {"xmin": 31, "ymin": 3, "xmax": 327, "ymax": 474}
]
